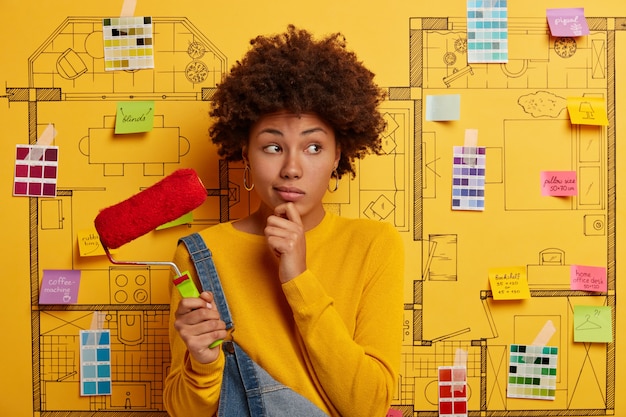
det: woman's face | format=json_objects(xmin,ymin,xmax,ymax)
[{"xmin": 244, "ymin": 111, "xmax": 340, "ymax": 229}]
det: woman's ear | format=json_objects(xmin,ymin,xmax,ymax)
[
  {"xmin": 241, "ymin": 147, "xmax": 249, "ymax": 165},
  {"xmin": 334, "ymin": 146, "xmax": 341, "ymax": 169}
]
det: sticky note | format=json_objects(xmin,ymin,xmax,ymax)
[
  {"xmin": 571, "ymin": 265, "xmax": 607, "ymax": 292},
  {"xmin": 39, "ymin": 270, "xmax": 81, "ymax": 304},
  {"xmin": 386, "ymin": 410, "xmax": 403, "ymax": 417},
  {"xmin": 78, "ymin": 228, "xmax": 110, "ymax": 257},
  {"xmin": 566, "ymin": 97, "xmax": 609, "ymax": 126},
  {"xmin": 115, "ymin": 101, "xmax": 155, "ymax": 133},
  {"xmin": 547, "ymin": 8, "xmax": 590, "ymax": 37},
  {"xmin": 489, "ymin": 266, "xmax": 531, "ymax": 300},
  {"xmin": 574, "ymin": 305, "xmax": 612, "ymax": 343},
  {"xmin": 541, "ymin": 171, "xmax": 577, "ymax": 196},
  {"xmin": 425, "ymin": 95, "xmax": 460, "ymax": 121},
  {"xmin": 156, "ymin": 212, "xmax": 194, "ymax": 230}
]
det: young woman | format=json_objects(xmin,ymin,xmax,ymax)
[{"xmin": 164, "ymin": 25, "xmax": 404, "ymax": 417}]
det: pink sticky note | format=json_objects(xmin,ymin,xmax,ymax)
[
  {"xmin": 547, "ymin": 8, "xmax": 589, "ymax": 37},
  {"xmin": 386, "ymin": 409, "xmax": 403, "ymax": 417},
  {"xmin": 39, "ymin": 270, "xmax": 81, "ymax": 304},
  {"xmin": 571, "ymin": 265, "xmax": 607, "ymax": 292},
  {"xmin": 541, "ymin": 171, "xmax": 577, "ymax": 196}
]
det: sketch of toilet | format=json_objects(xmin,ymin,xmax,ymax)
[{"xmin": 117, "ymin": 311, "xmax": 144, "ymax": 346}]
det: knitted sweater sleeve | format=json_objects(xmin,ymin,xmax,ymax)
[
  {"xmin": 163, "ymin": 245, "xmax": 225, "ymax": 417},
  {"xmin": 281, "ymin": 221, "xmax": 404, "ymax": 417}
]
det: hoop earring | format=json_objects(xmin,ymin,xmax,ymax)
[
  {"xmin": 243, "ymin": 165, "xmax": 255, "ymax": 191},
  {"xmin": 328, "ymin": 169, "xmax": 339, "ymax": 193}
]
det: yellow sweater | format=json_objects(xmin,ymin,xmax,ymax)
[{"xmin": 164, "ymin": 212, "xmax": 404, "ymax": 417}]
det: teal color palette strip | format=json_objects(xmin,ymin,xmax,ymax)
[
  {"xmin": 466, "ymin": 0, "xmax": 508, "ymax": 63},
  {"xmin": 79, "ymin": 330, "xmax": 112, "ymax": 396}
]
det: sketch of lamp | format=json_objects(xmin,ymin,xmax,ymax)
[{"xmin": 579, "ymin": 101, "xmax": 594, "ymax": 119}]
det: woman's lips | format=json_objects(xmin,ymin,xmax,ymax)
[{"xmin": 275, "ymin": 186, "xmax": 305, "ymax": 202}]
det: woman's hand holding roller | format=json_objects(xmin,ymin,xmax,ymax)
[{"xmin": 174, "ymin": 291, "xmax": 227, "ymax": 364}]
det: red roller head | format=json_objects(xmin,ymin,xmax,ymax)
[{"xmin": 94, "ymin": 168, "xmax": 206, "ymax": 249}]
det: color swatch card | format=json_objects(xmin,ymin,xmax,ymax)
[
  {"xmin": 103, "ymin": 16, "xmax": 154, "ymax": 71},
  {"xmin": 79, "ymin": 330, "xmax": 112, "ymax": 396},
  {"xmin": 452, "ymin": 146, "xmax": 485, "ymax": 211},
  {"xmin": 508, "ymin": 344, "xmax": 558, "ymax": 400},
  {"xmin": 467, "ymin": 0, "xmax": 508, "ymax": 63},
  {"xmin": 14, "ymin": 144, "xmax": 59, "ymax": 197},
  {"xmin": 438, "ymin": 366, "xmax": 468, "ymax": 417}
]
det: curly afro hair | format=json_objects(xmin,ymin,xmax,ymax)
[{"xmin": 209, "ymin": 25, "xmax": 387, "ymax": 179}]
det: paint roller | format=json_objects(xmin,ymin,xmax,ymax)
[
  {"xmin": 95, "ymin": 168, "xmax": 226, "ymax": 347},
  {"xmin": 94, "ymin": 168, "xmax": 206, "ymax": 280}
]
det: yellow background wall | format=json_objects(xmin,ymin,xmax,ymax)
[{"xmin": 1, "ymin": 0, "xmax": 625, "ymax": 416}]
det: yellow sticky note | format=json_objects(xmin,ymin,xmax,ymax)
[
  {"xmin": 115, "ymin": 101, "xmax": 155, "ymax": 133},
  {"xmin": 574, "ymin": 305, "xmax": 612, "ymax": 343},
  {"xmin": 488, "ymin": 266, "xmax": 531, "ymax": 300},
  {"xmin": 156, "ymin": 212, "xmax": 194, "ymax": 230},
  {"xmin": 78, "ymin": 228, "xmax": 111, "ymax": 257},
  {"xmin": 566, "ymin": 97, "xmax": 608, "ymax": 126}
]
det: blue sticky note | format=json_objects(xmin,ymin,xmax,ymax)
[{"xmin": 426, "ymin": 95, "xmax": 461, "ymax": 121}]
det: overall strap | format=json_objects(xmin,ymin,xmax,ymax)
[{"xmin": 179, "ymin": 233, "xmax": 234, "ymax": 332}]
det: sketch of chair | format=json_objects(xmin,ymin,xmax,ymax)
[
  {"xmin": 539, "ymin": 248, "xmax": 565, "ymax": 265},
  {"xmin": 56, "ymin": 48, "xmax": 88, "ymax": 80}
]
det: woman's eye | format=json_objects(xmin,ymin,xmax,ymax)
[
  {"xmin": 307, "ymin": 144, "xmax": 322, "ymax": 154},
  {"xmin": 264, "ymin": 144, "xmax": 281, "ymax": 154}
]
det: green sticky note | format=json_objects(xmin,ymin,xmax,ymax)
[
  {"xmin": 574, "ymin": 305, "xmax": 612, "ymax": 343},
  {"xmin": 156, "ymin": 212, "xmax": 193, "ymax": 230},
  {"xmin": 115, "ymin": 101, "xmax": 154, "ymax": 134}
]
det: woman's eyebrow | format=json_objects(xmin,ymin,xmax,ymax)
[
  {"xmin": 301, "ymin": 126, "xmax": 328, "ymax": 135},
  {"xmin": 256, "ymin": 128, "xmax": 283, "ymax": 136}
]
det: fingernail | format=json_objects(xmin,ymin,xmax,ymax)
[{"xmin": 206, "ymin": 302, "xmax": 213, "ymax": 309}]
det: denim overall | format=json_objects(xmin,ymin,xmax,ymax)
[{"xmin": 180, "ymin": 233, "xmax": 329, "ymax": 417}]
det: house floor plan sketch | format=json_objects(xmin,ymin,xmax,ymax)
[{"xmin": 1, "ymin": 3, "xmax": 623, "ymax": 416}]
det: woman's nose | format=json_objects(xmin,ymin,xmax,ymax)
[{"xmin": 280, "ymin": 153, "xmax": 302, "ymax": 179}]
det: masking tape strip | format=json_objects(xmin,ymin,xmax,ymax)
[
  {"xmin": 37, "ymin": 123, "xmax": 56, "ymax": 146},
  {"xmin": 453, "ymin": 349, "xmax": 468, "ymax": 392},
  {"xmin": 26, "ymin": 123, "xmax": 57, "ymax": 161},
  {"xmin": 532, "ymin": 319, "xmax": 556, "ymax": 346},
  {"xmin": 120, "ymin": 0, "xmax": 137, "ymax": 17},
  {"xmin": 454, "ymin": 348, "xmax": 467, "ymax": 367},
  {"xmin": 462, "ymin": 128, "xmax": 479, "ymax": 166},
  {"xmin": 90, "ymin": 311, "xmax": 105, "ymax": 330},
  {"xmin": 464, "ymin": 128, "xmax": 479, "ymax": 147}
]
